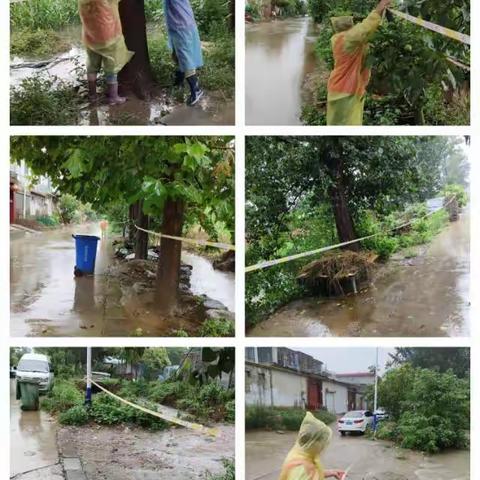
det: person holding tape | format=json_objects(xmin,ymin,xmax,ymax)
[
  {"xmin": 279, "ymin": 412, "xmax": 345, "ymax": 480},
  {"xmin": 326, "ymin": 0, "xmax": 391, "ymax": 125}
]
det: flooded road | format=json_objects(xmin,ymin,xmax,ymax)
[
  {"xmin": 246, "ymin": 430, "xmax": 469, "ymax": 480},
  {"xmin": 10, "ymin": 379, "xmax": 61, "ymax": 478},
  {"xmin": 248, "ymin": 210, "xmax": 470, "ymax": 337},
  {"xmin": 11, "ymin": 225, "xmax": 235, "ymax": 337},
  {"xmin": 246, "ymin": 17, "xmax": 317, "ymax": 125}
]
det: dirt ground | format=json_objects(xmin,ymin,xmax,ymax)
[
  {"xmin": 246, "ymin": 430, "xmax": 470, "ymax": 480},
  {"xmin": 57, "ymin": 423, "xmax": 235, "ymax": 479},
  {"xmin": 248, "ymin": 210, "xmax": 470, "ymax": 337}
]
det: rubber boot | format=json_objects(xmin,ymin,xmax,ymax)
[
  {"xmin": 87, "ymin": 73, "xmax": 97, "ymax": 103},
  {"xmin": 106, "ymin": 82, "xmax": 127, "ymax": 105},
  {"xmin": 174, "ymin": 70, "xmax": 185, "ymax": 87},
  {"xmin": 186, "ymin": 75, "xmax": 204, "ymax": 106}
]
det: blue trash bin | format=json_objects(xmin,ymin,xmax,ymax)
[{"xmin": 72, "ymin": 235, "xmax": 100, "ymax": 274}]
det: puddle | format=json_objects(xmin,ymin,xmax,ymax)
[{"xmin": 10, "ymin": 379, "xmax": 58, "ymax": 477}]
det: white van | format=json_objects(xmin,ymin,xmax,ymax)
[{"xmin": 16, "ymin": 353, "xmax": 54, "ymax": 392}]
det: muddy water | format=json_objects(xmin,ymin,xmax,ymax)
[
  {"xmin": 246, "ymin": 17, "xmax": 317, "ymax": 125},
  {"xmin": 182, "ymin": 252, "xmax": 235, "ymax": 311},
  {"xmin": 11, "ymin": 24, "xmax": 234, "ymax": 126},
  {"xmin": 246, "ymin": 430, "xmax": 469, "ymax": 480},
  {"xmin": 248, "ymin": 210, "xmax": 470, "ymax": 337},
  {"xmin": 10, "ymin": 379, "xmax": 59, "ymax": 477},
  {"xmin": 58, "ymin": 423, "xmax": 235, "ymax": 479},
  {"xmin": 11, "ymin": 225, "xmax": 235, "ymax": 336}
]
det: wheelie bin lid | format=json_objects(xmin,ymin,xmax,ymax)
[{"xmin": 72, "ymin": 235, "xmax": 101, "ymax": 240}]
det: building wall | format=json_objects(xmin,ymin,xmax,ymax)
[
  {"xmin": 336, "ymin": 375, "xmax": 375, "ymax": 386},
  {"xmin": 322, "ymin": 379, "xmax": 349, "ymax": 415},
  {"xmin": 245, "ymin": 364, "xmax": 307, "ymax": 408}
]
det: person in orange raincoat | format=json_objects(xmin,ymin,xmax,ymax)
[
  {"xmin": 279, "ymin": 412, "xmax": 345, "ymax": 480},
  {"xmin": 78, "ymin": 0, "xmax": 134, "ymax": 105},
  {"xmin": 326, "ymin": 0, "xmax": 391, "ymax": 125}
]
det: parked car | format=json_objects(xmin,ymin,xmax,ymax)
[
  {"xmin": 337, "ymin": 410, "xmax": 374, "ymax": 435},
  {"xmin": 15, "ymin": 353, "xmax": 54, "ymax": 393},
  {"xmin": 10, "ymin": 366, "xmax": 17, "ymax": 378},
  {"xmin": 374, "ymin": 408, "xmax": 389, "ymax": 421}
]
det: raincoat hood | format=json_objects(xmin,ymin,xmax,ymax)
[
  {"xmin": 278, "ymin": 413, "xmax": 333, "ymax": 480},
  {"xmin": 296, "ymin": 412, "xmax": 333, "ymax": 456},
  {"xmin": 164, "ymin": 0, "xmax": 197, "ymax": 30},
  {"xmin": 331, "ymin": 16, "xmax": 354, "ymax": 33}
]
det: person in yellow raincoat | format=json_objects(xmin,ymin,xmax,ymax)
[
  {"xmin": 78, "ymin": 0, "xmax": 134, "ymax": 104},
  {"xmin": 326, "ymin": 0, "xmax": 391, "ymax": 125},
  {"xmin": 279, "ymin": 412, "xmax": 345, "ymax": 480}
]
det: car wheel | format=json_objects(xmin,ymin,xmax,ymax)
[{"xmin": 340, "ymin": 431, "xmax": 346, "ymax": 436}]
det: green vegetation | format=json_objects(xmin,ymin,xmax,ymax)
[
  {"xmin": 442, "ymin": 183, "xmax": 468, "ymax": 207},
  {"xmin": 205, "ymin": 459, "xmax": 235, "ymax": 480},
  {"xmin": 246, "ymin": 136, "xmax": 469, "ymax": 328},
  {"xmin": 10, "ymin": 0, "xmax": 78, "ymax": 31},
  {"xmin": 373, "ymin": 364, "xmax": 469, "ymax": 453},
  {"xmin": 198, "ymin": 317, "xmax": 235, "ymax": 337},
  {"xmin": 34, "ymin": 347, "xmax": 235, "ymax": 429},
  {"xmin": 11, "ymin": 29, "xmax": 69, "ymax": 58},
  {"xmin": 10, "ymin": 76, "xmax": 81, "ymax": 126},
  {"xmin": 303, "ymin": 0, "xmax": 470, "ymax": 125},
  {"xmin": 245, "ymin": 405, "xmax": 336, "ymax": 431}
]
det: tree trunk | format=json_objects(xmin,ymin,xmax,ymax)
[
  {"xmin": 128, "ymin": 204, "xmax": 136, "ymax": 246},
  {"xmin": 134, "ymin": 200, "xmax": 149, "ymax": 260},
  {"xmin": 156, "ymin": 198, "xmax": 185, "ymax": 314},
  {"xmin": 326, "ymin": 159, "xmax": 359, "ymax": 251},
  {"xmin": 118, "ymin": 0, "xmax": 154, "ymax": 99},
  {"xmin": 229, "ymin": 0, "xmax": 235, "ymax": 31}
]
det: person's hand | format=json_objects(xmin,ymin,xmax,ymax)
[
  {"xmin": 325, "ymin": 470, "xmax": 346, "ymax": 479},
  {"xmin": 376, "ymin": 0, "xmax": 392, "ymax": 14}
]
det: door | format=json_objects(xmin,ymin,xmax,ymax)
[
  {"xmin": 10, "ymin": 188, "xmax": 15, "ymax": 223},
  {"xmin": 348, "ymin": 390, "xmax": 356, "ymax": 411},
  {"xmin": 307, "ymin": 378, "xmax": 322, "ymax": 410},
  {"xmin": 325, "ymin": 392, "xmax": 335, "ymax": 413}
]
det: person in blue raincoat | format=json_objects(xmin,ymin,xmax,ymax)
[{"xmin": 164, "ymin": 0, "xmax": 204, "ymax": 105}]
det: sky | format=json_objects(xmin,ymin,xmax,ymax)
[{"xmin": 298, "ymin": 348, "xmax": 395, "ymax": 375}]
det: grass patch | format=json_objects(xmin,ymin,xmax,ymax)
[
  {"xmin": 11, "ymin": 29, "xmax": 69, "ymax": 58},
  {"xmin": 11, "ymin": 75, "xmax": 82, "ymax": 126},
  {"xmin": 199, "ymin": 317, "xmax": 235, "ymax": 337},
  {"xmin": 41, "ymin": 380, "xmax": 83, "ymax": 413},
  {"xmin": 205, "ymin": 458, "xmax": 235, "ymax": 480},
  {"xmin": 245, "ymin": 405, "xmax": 336, "ymax": 431}
]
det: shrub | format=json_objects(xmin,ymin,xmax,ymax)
[
  {"xmin": 11, "ymin": 76, "xmax": 81, "ymax": 126},
  {"xmin": 11, "ymin": 29, "xmax": 69, "ymax": 58},
  {"xmin": 59, "ymin": 405, "xmax": 89, "ymax": 426},
  {"xmin": 36, "ymin": 215, "xmax": 60, "ymax": 227},
  {"xmin": 41, "ymin": 380, "xmax": 84, "ymax": 413},
  {"xmin": 245, "ymin": 406, "xmax": 336, "ymax": 431},
  {"xmin": 442, "ymin": 184, "xmax": 468, "ymax": 208},
  {"xmin": 199, "ymin": 317, "xmax": 235, "ymax": 337},
  {"xmin": 57, "ymin": 194, "xmax": 82, "ymax": 224}
]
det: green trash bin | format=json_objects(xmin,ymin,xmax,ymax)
[{"xmin": 18, "ymin": 380, "xmax": 40, "ymax": 411}]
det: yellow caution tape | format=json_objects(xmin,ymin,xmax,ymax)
[
  {"xmin": 246, "ymin": 198, "xmax": 454, "ymax": 273},
  {"xmin": 89, "ymin": 379, "xmax": 219, "ymax": 437},
  {"xmin": 388, "ymin": 9, "xmax": 470, "ymax": 45},
  {"xmin": 135, "ymin": 225, "xmax": 235, "ymax": 251}
]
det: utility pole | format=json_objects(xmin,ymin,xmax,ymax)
[
  {"xmin": 373, "ymin": 347, "xmax": 379, "ymax": 434},
  {"xmin": 85, "ymin": 347, "xmax": 92, "ymax": 405}
]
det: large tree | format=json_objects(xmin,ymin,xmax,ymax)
[{"xmin": 11, "ymin": 136, "xmax": 234, "ymax": 316}]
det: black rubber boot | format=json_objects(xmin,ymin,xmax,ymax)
[
  {"xmin": 186, "ymin": 75, "xmax": 204, "ymax": 106},
  {"xmin": 174, "ymin": 70, "xmax": 185, "ymax": 87}
]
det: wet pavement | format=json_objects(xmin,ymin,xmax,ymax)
[
  {"xmin": 246, "ymin": 430, "xmax": 470, "ymax": 480},
  {"xmin": 10, "ymin": 379, "xmax": 61, "ymax": 479},
  {"xmin": 11, "ymin": 224, "xmax": 235, "ymax": 337},
  {"xmin": 246, "ymin": 18, "xmax": 317, "ymax": 125},
  {"xmin": 248, "ymin": 210, "xmax": 470, "ymax": 337},
  {"xmin": 58, "ymin": 423, "xmax": 235, "ymax": 479}
]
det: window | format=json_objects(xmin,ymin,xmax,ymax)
[
  {"xmin": 257, "ymin": 347, "xmax": 273, "ymax": 363},
  {"xmin": 246, "ymin": 347, "xmax": 256, "ymax": 362}
]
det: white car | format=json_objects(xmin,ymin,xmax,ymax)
[
  {"xmin": 16, "ymin": 353, "xmax": 54, "ymax": 393},
  {"xmin": 337, "ymin": 410, "xmax": 374, "ymax": 435}
]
